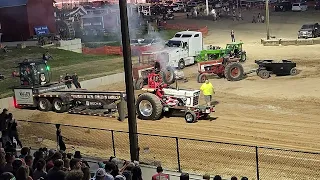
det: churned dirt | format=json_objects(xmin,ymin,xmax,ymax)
[{"xmin": 12, "ymin": 10, "xmax": 320, "ymax": 180}]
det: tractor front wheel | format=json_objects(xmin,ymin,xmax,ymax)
[
  {"xmin": 185, "ymin": 111, "xmax": 197, "ymax": 123},
  {"xmin": 197, "ymin": 73, "xmax": 207, "ymax": 83},
  {"xmin": 224, "ymin": 62, "xmax": 244, "ymax": 81},
  {"xmin": 136, "ymin": 93, "xmax": 163, "ymax": 120},
  {"xmin": 240, "ymin": 52, "xmax": 247, "ymax": 62},
  {"xmin": 135, "ymin": 78, "xmax": 144, "ymax": 90}
]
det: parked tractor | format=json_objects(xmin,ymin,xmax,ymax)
[
  {"xmin": 136, "ymin": 80, "xmax": 215, "ymax": 123},
  {"xmin": 196, "ymin": 42, "xmax": 246, "ymax": 63},
  {"xmin": 197, "ymin": 56, "xmax": 245, "ymax": 82}
]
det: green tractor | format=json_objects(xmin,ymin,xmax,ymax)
[{"xmin": 196, "ymin": 42, "xmax": 247, "ymax": 63}]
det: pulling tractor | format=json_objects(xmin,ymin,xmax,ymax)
[
  {"xmin": 197, "ymin": 56, "xmax": 245, "ymax": 82},
  {"xmin": 136, "ymin": 74, "xmax": 214, "ymax": 123},
  {"xmin": 133, "ymin": 51, "xmax": 176, "ymax": 90}
]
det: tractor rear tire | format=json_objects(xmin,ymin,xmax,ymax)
[
  {"xmin": 52, "ymin": 98, "xmax": 68, "ymax": 113},
  {"xmin": 136, "ymin": 93, "xmax": 163, "ymax": 120},
  {"xmin": 38, "ymin": 98, "xmax": 52, "ymax": 112},
  {"xmin": 135, "ymin": 78, "xmax": 144, "ymax": 90},
  {"xmin": 198, "ymin": 73, "xmax": 207, "ymax": 83},
  {"xmin": 290, "ymin": 67, "xmax": 298, "ymax": 76},
  {"xmin": 258, "ymin": 70, "xmax": 270, "ymax": 79},
  {"xmin": 185, "ymin": 111, "xmax": 197, "ymax": 123},
  {"xmin": 224, "ymin": 62, "xmax": 244, "ymax": 81},
  {"xmin": 160, "ymin": 66, "xmax": 176, "ymax": 84}
]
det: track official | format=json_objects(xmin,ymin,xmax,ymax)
[{"xmin": 200, "ymin": 79, "xmax": 215, "ymax": 106}]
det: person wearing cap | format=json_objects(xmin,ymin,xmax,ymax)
[
  {"xmin": 152, "ymin": 166, "xmax": 169, "ymax": 180},
  {"xmin": 95, "ymin": 168, "xmax": 106, "ymax": 180},
  {"xmin": 200, "ymin": 79, "xmax": 215, "ymax": 106}
]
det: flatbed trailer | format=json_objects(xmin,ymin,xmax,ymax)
[{"xmin": 13, "ymin": 84, "xmax": 127, "ymax": 121}]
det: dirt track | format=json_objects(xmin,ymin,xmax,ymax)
[{"xmin": 12, "ymin": 10, "xmax": 320, "ymax": 180}]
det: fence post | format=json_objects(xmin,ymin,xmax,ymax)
[
  {"xmin": 255, "ymin": 146, "xmax": 260, "ymax": 180},
  {"xmin": 175, "ymin": 137, "xmax": 181, "ymax": 172},
  {"xmin": 111, "ymin": 130, "xmax": 116, "ymax": 157}
]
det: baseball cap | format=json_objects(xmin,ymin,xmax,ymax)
[{"xmin": 96, "ymin": 168, "xmax": 106, "ymax": 177}]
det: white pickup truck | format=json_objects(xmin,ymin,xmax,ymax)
[{"xmin": 141, "ymin": 31, "xmax": 203, "ymax": 69}]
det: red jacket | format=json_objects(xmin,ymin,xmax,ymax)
[{"xmin": 152, "ymin": 173, "xmax": 170, "ymax": 180}]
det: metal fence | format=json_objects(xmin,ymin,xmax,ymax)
[{"xmin": 17, "ymin": 120, "xmax": 320, "ymax": 180}]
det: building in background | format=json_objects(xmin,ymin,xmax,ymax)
[{"xmin": 0, "ymin": 0, "xmax": 56, "ymax": 41}]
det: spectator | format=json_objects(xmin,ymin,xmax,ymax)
[
  {"xmin": 74, "ymin": 151, "xmax": 89, "ymax": 168},
  {"xmin": 0, "ymin": 172, "xmax": 15, "ymax": 180},
  {"xmin": 104, "ymin": 161, "xmax": 115, "ymax": 180},
  {"xmin": 64, "ymin": 73, "xmax": 72, "ymax": 89},
  {"xmin": 19, "ymin": 147, "xmax": 30, "ymax": 159},
  {"xmin": 0, "ymin": 148, "xmax": 6, "ymax": 174},
  {"xmin": 32, "ymin": 150, "xmax": 44, "ymax": 171},
  {"xmin": 56, "ymin": 125, "xmax": 66, "ymax": 152},
  {"xmin": 7, "ymin": 113, "xmax": 23, "ymax": 148},
  {"xmin": 70, "ymin": 158, "xmax": 82, "ymax": 170},
  {"xmin": 95, "ymin": 168, "xmax": 106, "ymax": 180},
  {"xmin": 230, "ymin": 30, "xmax": 235, "ymax": 42},
  {"xmin": 82, "ymin": 166, "xmax": 90, "ymax": 180},
  {"xmin": 213, "ymin": 175, "xmax": 222, "ymax": 180},
  {"xmin": 64, "ymin": 158, "xmax": 70, "ymax": 170},
  {"xmin": 109, "ymin": 159, "xmax": 120, "ymax": 177},
  {"xmin": 67, "ymin": 153, "xmax": 73, "ymax": 160},
  {"xmin": 3, "ymin": 153, "xmax": 14, "ymax": 173},
  {"xmin": 241, "ymin": 177, "xmax": 248, "ymax": 180},
  {"xmin": 122, "ymin": 163, "xmax": 133, "ymax": 180},
  {"xmin": 33, "ymin": 159, "xmax": 47, "ymax": 180},
  {"xmin": 12, "ymin": 159, "xmax": 24, "ymax": 176},
  {"xmin": 0, "ymin": 109, "xmax": 9, "ymax": 146},
  {"xmin": 47, "ymin": 159, "xmax": 66, "ymax": 180},
  {"xmin": 203, "ymin": 174, "xmax": 210, "ymax": 180},
  {"xmin": 132, "ymin": 166, "xmax": 142, "ymax": 180},
  {"xmin": 24, "ymin": 155, "xmax": 33, "ymax": 178},
  {"xmin": 65, "ymin": 170, "xmax": 84, "ymax": 180},
  {"xmin": 152, "ymin": 166, "xmax": 169, "ymax": 180},
  {"xmin": 180, "ymin": 173, "xmax": 189, "ymax": 180},
  {"xmin": 46, "ymin": 152, "xmax": 62, "ymax": 171},
  {"xmin": 15, "ymin": 165, "xmax": 32, "ymax": 180},
  {"xmin": 231, "ymin": 177, "xmax": 238, "ymax": 180},
  {"xmin": 72, "ymin": 73, "xmax": 81, "ymax": 89}
]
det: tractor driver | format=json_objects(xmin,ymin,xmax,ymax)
[{"xmin": 200, "ymin": 78, "xmax": 215, "ymax": 106}]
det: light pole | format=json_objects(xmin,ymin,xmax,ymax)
[{"xmin": 266, "ymin": 0, "xmax": 270, "ymax": 39}]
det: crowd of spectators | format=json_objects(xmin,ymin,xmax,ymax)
[
  {"xmin": 0, "ymin": 143, "xmax": 249, "ymax": 180},
  {"xmin": 0, "ymin": 108, "xmax": 248, "ymax": 180}
]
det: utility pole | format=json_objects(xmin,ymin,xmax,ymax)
[
  {"xmin": 119, "ymin": 0, "xmax": 139, "ymax": 161},
  {"xmin": 205, "ymin": 0, "xmax": 209, "ymax": 16},
  {"xmin": 266, "ymin": 0, "xmax": 270, "ymax": 39}
]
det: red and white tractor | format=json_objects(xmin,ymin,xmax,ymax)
[{"xmin": 136, "ymin": 78, "xmax": 215, "ymax": 123}]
